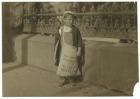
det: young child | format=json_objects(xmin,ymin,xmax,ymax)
[{"xmin": 54, "ymin": 11, "xmax": 84, "ymax": 87}]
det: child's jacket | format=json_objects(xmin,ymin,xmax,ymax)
[{"xmin": 54, "ymin": 25, "xmax": 85, "ymax": 67}]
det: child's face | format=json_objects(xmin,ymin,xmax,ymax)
[{"xmin": 63, "ymin": 14, "xmax": 74, "ymax": 26}]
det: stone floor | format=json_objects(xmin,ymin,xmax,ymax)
[{"xmin": 2, "ymin": 62, "xmax": 127, "ymax": 97}]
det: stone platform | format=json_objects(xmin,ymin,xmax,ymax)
[{"xmin": 12, "ymin": 34, "xmax": 138, "ymax": 95}]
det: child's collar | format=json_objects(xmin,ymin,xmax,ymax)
[
  {"xmin": 63, "ymin": 25, "xmax": 72, "ymax": 28},
  {"xmin": 59, "ymin": 25, "xmax": 74, "ymax": 35}
]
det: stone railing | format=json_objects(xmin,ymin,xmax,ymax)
[{"xmin": 22, "ymin": 12, "xmax": 137, "ymax": 39}]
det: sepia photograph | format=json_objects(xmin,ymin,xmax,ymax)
[{"xmin": 2, "ymin": 1, "xmax": 138, "ymax": 96}]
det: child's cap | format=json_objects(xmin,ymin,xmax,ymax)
[{"xmin": 62, "ymin": 11, "xmax": 76, "ymax": 19}]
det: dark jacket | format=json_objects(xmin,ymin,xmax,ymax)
[{"xmin": 54, "ymin": 25, "xmax": 85, "ymax": 67}]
